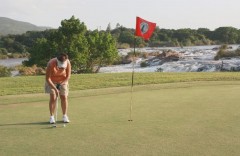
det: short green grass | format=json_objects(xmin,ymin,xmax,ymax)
[{"xmin": 1, "ymin": 81, "xmax": 240, "ymax": 156}]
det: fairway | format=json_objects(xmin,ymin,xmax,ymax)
[{"xmin": 1, "ymin": 81, "xmax": 240, "ymax": 156}]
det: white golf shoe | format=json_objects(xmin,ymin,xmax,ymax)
[
  {"xmin": 63, "ymin": 115, "xmax": 70, "ymax": 123},
  {"xmin": 49, "ymin": 116, "xmax": 55, "ymax": 124}
]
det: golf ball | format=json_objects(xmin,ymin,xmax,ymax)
[{"xmin": 63, "ymin": 124, "xmax": 66, "ymax": 127}]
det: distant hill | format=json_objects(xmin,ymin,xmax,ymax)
[{"xmin": 0, "ymin": 17, "xmax": 51, "ymax": 36}]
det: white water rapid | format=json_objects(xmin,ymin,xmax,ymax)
[{"xmin": 99, "ymin": 45, "xmax": 240, "ymax": 73}]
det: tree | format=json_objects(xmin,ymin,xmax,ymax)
[
  {"xmin": 86, "ymin": 30, "xmax": 118, "ymax": 72},
  {"xmin": 24, "ymin": 38, "xmax": 56, "ymax": 67},
  {"xmin": 173, "ymin": 29, "xmax": 196, "ymax": 43},
  {"xmin": 213, "ymin": 27, "xmax": 239, "ymax": 44},
  {"xmin": 96, "ymin": 32, "xmax": 118, "ymax": 71},
  {"xmin": 2, "ymin": 37, "xmax": 14, "ymax": 51},
  {"xmin": 118, "ymin": 30, "xmax": 135, "ymax": 46},
  {"xmin": 106, "ymin": 23, "xmax": 111, "ymax": 32},
  {"xmin": 197, "ymin": 28, "xmax": 211, "ymax": 37},
  {"xmin": 25, "ymin": 16, "xmax": 117, "ymax": 73},
  {"xmin": 238, "ymin": 30, "xmax": 240, "ymax": 43},
  {"xmin": 116, "ymin": 23, "xmax": 121, "ymax": 29},
  {"xmin": 49, "ymin": 15, "xmax": 89, "ymax": 71}
]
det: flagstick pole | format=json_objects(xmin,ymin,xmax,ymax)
[{"xmin": 129, "ymin": 37, "xmax": 136, "ymax": 122}]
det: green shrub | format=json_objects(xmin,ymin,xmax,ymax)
[
  {"xmin": 0, "ymin": 54, "xmax": 8, "ymax": 59},
  {"xmin": 214, "ymin": 45, "xmax": 240, "ymax": 60},
  {"xmin": 140, "ymin": 61, "xmax": 148, "ymax": 67},
  {"xmin": 17, "ymin": 65, "xmax": 46, "ymax": 76},
  {"xmin": 117, "ymin": 43, "xmax": 130, "ymax": 49},
  {"xmin": 0, "ymin": 65, "xmax": 11, "ymax": 77},
  {"xmin": 220, "ymin": 44, "xmax": 228, "ymax": 50},
  {"xmin": 0, "ymin": 48, "xmax": 8, "ymax": 55},
  {"xmin": 156, "ymin": 68, "xmax": 163, "ymax": 72}
]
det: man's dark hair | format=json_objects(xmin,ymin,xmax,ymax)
[{"xmin": 57, "ymin": 53, "xmax": 68, "ymax": 62}]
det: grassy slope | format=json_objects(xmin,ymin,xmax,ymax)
[
  {"xmin": 1, "ymin": 72, "xmax": 240, "ymax": 96},
  {"xmin": 1, "ymin": 80, "xmax": 240, "ymax": 155}
]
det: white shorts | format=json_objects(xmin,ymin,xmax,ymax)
[{"xmin": 45, "ymin": 83, "xmax": 69, "ymax": 96}]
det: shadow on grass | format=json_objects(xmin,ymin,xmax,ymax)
[
  {"xmin": 0, "ymin": 121, "xmax": 70, "ymax": 129},
  {"xmin": 0, "ymin": 121, "xmax": 49, "ymax": 127}
]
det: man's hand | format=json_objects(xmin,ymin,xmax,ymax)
[
  {"xmin": 54, "ymin": 88, "xmax": 59, "ymax": 97},
  {"xmin": 56, "ymin": 84, "xmax": 61, "ymax": 90},
  {"xmin": 55, "ymin": 84, "xmax": 60, "ymax": 97}
]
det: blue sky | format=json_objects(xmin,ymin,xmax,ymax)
[{"xmin": 0, "ymin": 0, "xmax": 240, "ymax": 30}]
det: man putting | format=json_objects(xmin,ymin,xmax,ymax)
[{"xmin": 45, "ymin": 53, "xmax": 71, "ymax": 124}]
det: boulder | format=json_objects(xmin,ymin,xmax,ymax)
[{"xmin": 146, "ymin": 50, "xmax": 182, "ymax": 66}]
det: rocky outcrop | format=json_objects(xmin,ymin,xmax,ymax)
[{"xmin": 144, "ymin": 50, "xmax": 182, "ymax": 66}]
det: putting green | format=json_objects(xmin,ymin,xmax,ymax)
[{"xmin": 1, "ymin": 81, "xmax": 240, "ymax": 156}]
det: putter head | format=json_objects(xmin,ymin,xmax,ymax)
[{"xmin": 53, "ymin": 125, "xmax": 57, "ymax": 128}]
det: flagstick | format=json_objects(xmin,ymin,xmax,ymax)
[
  {"xmin": 129, "ymin": 37, "xmax": 136, "ymax": 122},
  {"xmin": 128, "ymin": 16, "xmax": 156, "ymax": 121}
]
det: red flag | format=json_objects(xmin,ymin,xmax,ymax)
[{"xmin": 135, "ymin": 16, "xmax": 156, "ymax": 40}]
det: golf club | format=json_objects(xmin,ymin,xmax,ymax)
[
  {"xmin": 53, "ymin": 94, "xmax": 59, "ymax": 128},
  {"xmin": 53, "ymin": 84, "xmax": 60, "ymax": 128}
]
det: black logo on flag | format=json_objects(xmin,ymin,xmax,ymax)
[{"xmin": 140, "ymin": 22, "xmax": 149, "ymax": 34}]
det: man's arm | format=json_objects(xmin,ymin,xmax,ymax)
[
  {"xmin": 46, "ymin": 64, "xmax": 59, "ymax": 95},
  {"xmin": 61, "ymin": 60, "xmax": 71, "ymax": 85}
]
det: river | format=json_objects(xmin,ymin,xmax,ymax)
[
  {"xmin": 0, "ymin": 58, "xmax": 27, "ymax": 67},
  {"xmin": 99, "ymin": 45, "xmax": 240, "ymax": 73},
  {"xmin": 0, "ymin": 58, "xmax": 28, "ymax": 76}
]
